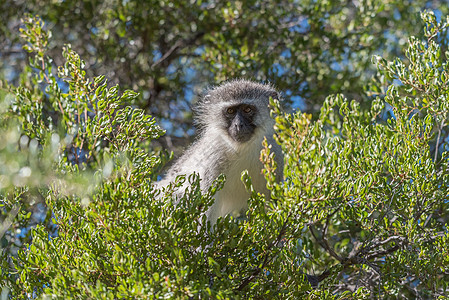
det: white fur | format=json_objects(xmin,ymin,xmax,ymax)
[{"xmin": 206, "ymin": 128, "xmax": 272, "ymax": 223}]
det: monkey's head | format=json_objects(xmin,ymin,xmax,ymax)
[{"xmin": 195, "ymin": 79, "xmax": 280, "ymax": 144}]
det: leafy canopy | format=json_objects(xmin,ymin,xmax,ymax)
[{"xmin": 0, "ymin": 8, "xmax": 449, "ymax": 300}]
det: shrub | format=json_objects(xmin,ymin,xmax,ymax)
[{"xmin": 1, "ymin": 11, "xmax": 448, "ymax": 299}]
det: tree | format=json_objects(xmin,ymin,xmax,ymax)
[
  {"xmin": 1, "ymin": 0, "xmax": 448, "ymax": 151},
  {"xmin": 1, "ymin": 7, "xmax": 449, "ymax": 300}
]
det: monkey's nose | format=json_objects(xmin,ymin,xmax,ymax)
[{"xmin": 235, "ymin": 123, "xmax": 243, "ymax": 132}]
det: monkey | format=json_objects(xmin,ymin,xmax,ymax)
[{"xmin": 157, "ymin": 79, "xmax": 283, "ymax": 225}]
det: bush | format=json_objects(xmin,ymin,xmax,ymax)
[{"xmin": 1, "ymin": 11, "xmax": 448, "ymax": 299}]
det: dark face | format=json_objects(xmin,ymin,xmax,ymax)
[{"xmin": 223, "ymin": 104, "xmax": 257, "ymax": 143}]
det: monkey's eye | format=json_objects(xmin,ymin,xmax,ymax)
[
  {"xmin": 226, "ymin": 107, "xmax": 235, "ymax": 114},
  {"xmin": 243, "ymin": 106, "xmax": 252, "ymax": 113}
]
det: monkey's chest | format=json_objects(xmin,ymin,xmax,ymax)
[{"xmin": 215, "ymin": 147, "xmax": 267, "ymax": 217}]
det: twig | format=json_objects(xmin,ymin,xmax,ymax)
[
  {"xmin": 151, "ymin": 32, "xmax": 205, "ymax": 69},
  {"xmin": 0, "ymin": 204, "xmax": 21, "ymax": 240},
  {"xmin": 310, "ymin": 207, "xmax": 343, "ymax": 262},
  {"xmin": 236, "ymin": 216, "xmax": 289, "ymax": 291},
  {"xmin": 151, "ymin": 40, "xmax": 183, "ymax": 68},
  {"xmin": 434, "ymin": 120, "xmax": 444, "ymax": 162},
  {"xmin": 364, "ymin": 235, "xmax": 405, "ymax": 253}
]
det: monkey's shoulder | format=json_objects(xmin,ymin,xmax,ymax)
[{"xmin": 165, "ymin": 137, "xmax": 228, "ymax": 183}]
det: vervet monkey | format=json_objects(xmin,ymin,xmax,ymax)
[{"xmin": 157, "ymin": 79, "xmax": 283, "ymax": 224}]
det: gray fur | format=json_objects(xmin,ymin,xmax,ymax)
[{"xmin": 157, "ymin": 79, "xmax": 283, "ymax": 224}]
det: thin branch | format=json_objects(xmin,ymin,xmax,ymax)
[
  {"xmin": 310, "ymin": 225, "xmax": 343, "ymax": 262},
  {"xmin": 309, "ymin": 207, "xmax": 343, "ymax": 262},
  {"xmin": 0, "ymin": 204, "xmax": 21, "ymax": 240},
  {"xmin": 434, "ymin": 120, "xmax": 444, "ymax": 162},
  {"xmin": 236, "ymin": 216, "xmax": 289, "ymax": 291},
  {"xmin": 364, "ymin": 235, "xmax": 406, "ymax": 253},
  {"xmin": 151, "ymin": 32, "xmax": 205, "ymax": 69},
  {"xmin": 303, "ymin": 270, "xmax": 331, "ymax": 288},
  {"xmin": 365, "ymin": 244, "xmax": 402, "ymax": 261},
  {"xmin": 151, "ymin": 40, "xmax": 183, "ymax": 68}
]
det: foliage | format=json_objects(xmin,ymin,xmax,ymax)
[
  {"xmin": 262, "ymin": 11, "xmax": 449, "ymax": 297},
  {"xmin": 1, "ymin": 0, "xmax": 449, "ymax": 149},
  {"xmin": 0, "ymin": 8, "xmax": 449, "ymax": 300}
]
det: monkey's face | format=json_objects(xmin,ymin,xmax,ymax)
[{"xmin": 223, "ymin": 104, "xmax": 258, "ymax": 143}]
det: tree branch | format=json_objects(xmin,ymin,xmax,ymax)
[
  {"xmin": 151, "ymin": 31, "xmax": 205, "ymax": 69},
  {"xmin": 0, "ymin": 203, "xmax": 21, "ymax": 240},
  {"xmin": 236, "ymin": 217, "xmax": 289, "ymax": 291}
]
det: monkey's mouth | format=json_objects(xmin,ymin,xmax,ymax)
[
  {"xmin": 234, "ymin": 134, "xmax": 252, "ymax": 142},
  {"xmin": 229, "ymin": 127, "xmax": 255, "ymax": 143}
]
